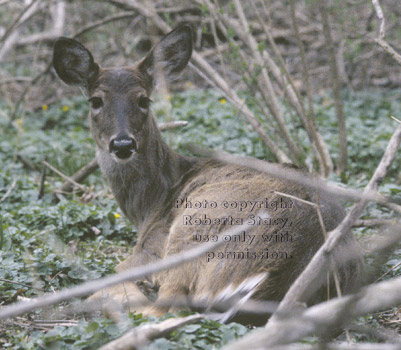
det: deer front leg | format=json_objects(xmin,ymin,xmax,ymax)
[
  {"xmin": 88, "ymin": 248, "xmax": 159, "ymax": 317},
  {"xmin": 144, "ymin": 269, "xmax": 192, "ymax": 317}
]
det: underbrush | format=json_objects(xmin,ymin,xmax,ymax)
[{"xmin": 0, "ymin": 88, "xmax": 400, "ymax": 349}]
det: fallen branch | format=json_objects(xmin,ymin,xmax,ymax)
[
  {"xmin": 98, "ymin": 314, "xmax": 204, "ymax": 350},
  {"xmin": 43, "ymin": 161, "xmax": 87, "ymax": 192},
  {"xmin": 79, "ymin": 295, "xmax": 277, "ymax": 319},
  {"xmin": 58, "ymin": 158, "xmax": 98, "ymax": 193}
]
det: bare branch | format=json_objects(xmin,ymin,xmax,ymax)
[
  {"xmin": 375, "ymin": 38, "xmax": 401, "ymax": 66},
  {"xmin": 72, "ymin": 11, "xmax": 137, "ymax": 39},
  {"xmin": 371, "ymin": 0, "xmax": 385, "ymax": 39},
  {"xmin": 0, "ymin": 215, "xmax": 265, "ymax": 320},
  {"xmin": 190, "ymin": 145, "xmax": 397, "ymax": 207},
  {"xmin": 265, "ymin": 124, "xmax": 401, "ymax": 318},
  {"xmin": 372, "ymin": 0, "xmax": 401, "ymax": 66},
  {"xmin": 223, "ymin": 276, "xmax": 401, "ymax": 350},
  {"xmin": 0, "ymin": 0, "xmax": 42, "ymax": 60},
  {"xmin": 0, "ymin": 0, "xmax": 40, "ymax": 44},
  {"xmin": 320, "ymin": 3, "xmax": 348, "ymax": 173},
  {"xmin": 353, "ymin": 219, "xmax": 397, "ymax": 227},
  {"xmin": 289, "ymin": 0, "xmax": 333, "ymax": 175}
]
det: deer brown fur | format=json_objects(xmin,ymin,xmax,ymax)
[{"xmin": 53, "ymin": 25, "xmax": 363, "ymax": 323}]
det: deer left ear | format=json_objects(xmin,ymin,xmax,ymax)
[
  {"xmin": 53, "ymin": 37, "xmax": 99, "ymax": 88},
  {"xmin": 138, "ymin": 25, "xmax": 193, "ymax": 82}
]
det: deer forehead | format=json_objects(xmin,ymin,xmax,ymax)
[{"xmin": 94, "ymin": 67, "xmax": 150, "ymax": 96}]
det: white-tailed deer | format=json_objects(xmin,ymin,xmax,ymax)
[{"xmin": 53, "ymin": 25, "xmax": 363, "ymax": 323}]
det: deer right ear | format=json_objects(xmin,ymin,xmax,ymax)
[
  {"xmin": 53, "ymin": 37, "xmax": 99, "ymax": 88},
  {"xmin": 138, "ymin": 25, "xmax": 193, "ymax": 83}
]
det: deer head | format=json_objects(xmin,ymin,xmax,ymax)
[{"xmin": 53, "ymin": 26, "xmax": 193, "ymax": 164}]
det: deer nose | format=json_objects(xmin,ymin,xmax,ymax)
[{"xmin": 109, "ymin": 136, "xmax": 137, "ymax": 159}]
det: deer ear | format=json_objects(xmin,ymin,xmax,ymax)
[
  {"xmin": 53, "ymin": 37, "xmax": 99, "ymax": 88},
  {"xmin": 138, "ymin": 25, "xmax": 193, "ymax": 82}
]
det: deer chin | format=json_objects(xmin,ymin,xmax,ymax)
[{"xmin": 110, "ymin": 152, "xmax": 135, "ymax": 164}]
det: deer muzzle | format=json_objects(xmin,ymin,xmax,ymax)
[{"xmin": 109, "ymin": 135, "xmax": 137, "ymax": 160}]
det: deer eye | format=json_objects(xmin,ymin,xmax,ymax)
[
  {"xmin": 88, "ymin": 96, "xmax": 103, "ymax": 109},
  {"xmin": 138, "ymin": 96, "xmax": 151, "ymax": 111}
]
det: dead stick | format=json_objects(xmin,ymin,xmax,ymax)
[
  {"xmin": 43, "ymin": 161, "xmax": 87, "ymax": 192},
  {"xmin": 59, "ymin": 158, "xmax": 98, "ymax": 193},
  {"xmin": 38, "ymin": 156, "xmax": 47, "ymax": 199}
]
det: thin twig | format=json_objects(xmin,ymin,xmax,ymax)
[
  {"xmin": 320, "ymin": 3, "xmax": 348, "ymax": 174},
  {"xmin": 0, "ymin": 177, "xmax": 18, "ymax": 203},
  {"xmin": 0, "ymin": 278, "xmax": 42, "ymax": 291},
  {"xmin": 0, "ymin": 0, "xmax": 40, "ymax": 44},
  {"xmin": 289, "ymin": 0, "xmax": 333, "ymax": 176},
  {"xmin": 73, "ymin": 11, "xmax": 137, "ymax": 39},
  {"xmin": 0, "ymin": 77, "xmax": 32, "ymax": 85},
  {"xmin": 375, "ymin": 261, "xmax": 401, "ymax": 282}
]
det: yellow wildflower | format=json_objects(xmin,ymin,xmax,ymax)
[
  {"xmin": 114, "ymin": 213, "xmax": 121, "ymax": 219},
  {"xmin": 220, "ymin": 98, "xmax": 227, "ymax": 104},
  {"xmin": 42, "ymin": 104, "xmax": 48, "ymax": 111},
  {"xmin": 16, "ymin": 118, "xmax": 23, "ymax": 126},
  {"xmin": 62, "ymin": 105, "xmax": 69, "ymax": 112}
]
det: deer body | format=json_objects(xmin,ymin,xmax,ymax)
[{"xmin": 53, "ymin": 26, "xmax": 362, "ymax": 322}]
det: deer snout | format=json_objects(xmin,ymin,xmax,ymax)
[{"xmin": 109, "ymin": 136, "xmax": 137, "ymax": 160}]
